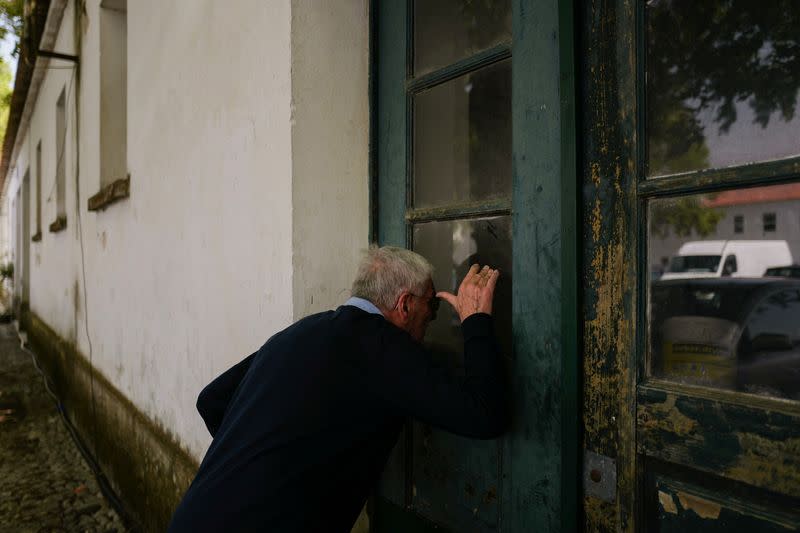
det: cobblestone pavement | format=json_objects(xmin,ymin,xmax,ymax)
[{"xmin": 0, "ymin": 323, "xmax": 127, "ymax": 532}]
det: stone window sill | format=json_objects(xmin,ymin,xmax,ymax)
[
  {"xmin": 49, "ymin": 215, "xmax": 67, "ymax": 233},
  {"xmin": 31, "ymin": 231, "xmax": 42, "ymax": 242},
  {"xmin": 88, "ymin": 176, "xmax": 130, "ymax": 212}
]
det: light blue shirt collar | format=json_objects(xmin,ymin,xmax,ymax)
[{"xmin": 344, "ymin": 296, "xmax": 384, "ymax": 317}]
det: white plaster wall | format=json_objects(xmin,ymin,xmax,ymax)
[
  {"xmin": 4, "ymin": 0, "xmax": 371, "ymax": 463},
  {"xmin": 28, "ymin": 1, "xmax": 79, "ymax": 341},
  {"xmin": 102, "ymin": 0, "xmax": 295, "ymax": 457},
  {"xmin": 290, "ymin": 0, "xmax": 370, "ymax": 319}
]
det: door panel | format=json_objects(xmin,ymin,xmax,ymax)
[
  {"xmin": 374, "ymin": 0, "xmax": 578, "ymax": 530},
  {"xmin": 411, "ymin": 216, "xmax": 512, "ymax": 530},
  {"xmin": 638, "ymin": 384, "xmax": 800, "ymax": 499},
  {"xmin": 581, "ymin": 0, "xmax": 800, "ymax": 530},
  {"xmin": 649, "ymin": 476, "xmax": 800, "ymax": 532}
]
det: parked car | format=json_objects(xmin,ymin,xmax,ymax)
[
  {"xmin": 764, "ymin": 264, "xmax": 800, "ymax": 278},
  {"xmin": 660, "ymin": 240, "xmax": 793, "ymax": 280},
  {"xmin": 650, "ymin": 278, "xmax": 800, "ymax": 399}
]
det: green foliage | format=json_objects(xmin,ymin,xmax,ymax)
[
  {"xmin": 650, "ymin": 196, "xmax": 725, "ymax": 239},
  {"xmin": 0, "ymin": 261, "xmax": 13, "ymax": 280},
  {"xmin": 0, "ymin": 0, "xmax": 19, "ymax": 146},
  {"xmin": 0, "ymin": 0, "xmax": 23, "ymax": 57},
  {"xmin": 0, "ymin": 56, "xmax": 11, "ymax": 142}
]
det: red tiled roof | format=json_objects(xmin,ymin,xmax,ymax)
[{"xmin": 703, "ymin": 183, "xmax": 800, "ymax": 207}]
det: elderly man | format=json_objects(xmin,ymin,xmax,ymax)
[{"xmin": 169, "ymin": 246, "xmax": 508, "ymax": 532}]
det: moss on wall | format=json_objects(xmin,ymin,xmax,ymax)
[{"xmin": 21, "ymin": 310, "xmax": 198, "ymax": 531}]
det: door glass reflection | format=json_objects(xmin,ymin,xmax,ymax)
[
  {"xmin": 413, "ymin": 60, "xmax": 511, "ymax": 209},
  {"xmin": 413, "ymin": 216, "xmax": 512, "ymax": 365},
  {"xmin": 414, "ymin": 0, "xmax": 511, "ymax": 76},
  {"xmin": 648, "ymin": 184, "xmax": 800, "ymax": 399},
  {"xmin": 646, "ymin": 0, "xmax": 800, "ymax": 176},
  {"xmin": 411, "ymin": 215, "xmax": 511, "ymax": 528}
]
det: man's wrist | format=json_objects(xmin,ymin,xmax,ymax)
[{"xmin": 461, "ymin": 313, "xmax": 493, "ymax": 341}]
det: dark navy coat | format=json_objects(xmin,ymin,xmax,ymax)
[{"xmin": 168, "ymin": 305, "xmax": 507, "ymax": 532}]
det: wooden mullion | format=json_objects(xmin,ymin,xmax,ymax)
[
  {"xmin": 406, "ymin": 44, "xmax": 511, "ymax": 94},
  {"xmin": 639, "ymin": 379, "xmax": 800, "ymax": 417},
  {"xmin": 638, "ymin": 156, "xmax": 800, "ymax": 198},
  {"xmin": 405, "ymin": 197, "xmax": 512, "ymax": 224}
]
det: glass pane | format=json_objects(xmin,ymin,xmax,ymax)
[
  {"xmin": 646, "ymin": 0, "xmax": 800, "ymax": 176},
  {"xmin": 414, "ymin": 0, "xmax": 511, "ymax": 76},
  {"xmin": 648, "ymin": 184, "xmax": 800, "ymax": 400},
  {"xmin": 411, "ymin": 216, "xmax": 511, "ymax": 528},
  {"xmin": 414, "ymin": 60, "xmax": 511, "ymax": 208}
]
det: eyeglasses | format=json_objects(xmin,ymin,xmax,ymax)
[
  {"xmin": 393, "ymin": 290, "xmax": 440, "ymax": 318},
  {"xmin": 410, "ymin": 291, "xmax": 439, "ymax": 318}
]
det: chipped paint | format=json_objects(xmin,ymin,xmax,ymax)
[
  {"xmin": 658, "ymin": 490, "xmax": 678, "ymax": 514},
  {"xmin": 591, "ymin": 161, "xmax": 602, "ymax": 186},
  {"xmin": 591, "ymin": 199, "xmax": 602, "ymax": 245},
  {"xmin": 639, "ymin": 387, "xmax": 800, "ymax": 499},
  {"xmin": 637, "ymin": 394, "xmax": 699, "ymax": 437},
  {"xmin": 727, "ymin": 433, "xmax": 800, "ymax": 497},
  {"xmin": 584, "ymin": 495, "xmax": 617, "ymax": 531},
  {"xmin": 676, "ymin": 491, "xmax": 721, "ymax": 520},
  {"xmin": 581, "ymin": 0, "xmax": 638, "ymax": 530}
]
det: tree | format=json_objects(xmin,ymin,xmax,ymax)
[
  {"xmin": 0, "ymin": 0, "xmax": 20, "ymax": 147},
  {"xmin": 647, "ymin": 0, "xmax": 800, "ymax": 175},
  {"xmin": 0, "ymin": 56, "xmax": 11, "ymax": 142},
  {"xmin": 650, "ymin": 196, "xmax": 725, "ymax": 239},
  {"xmin": 0, "ymin": 0, "xmax": 23, "ymax": 57}
]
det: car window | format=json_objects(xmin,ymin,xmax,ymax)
[
  {"xmin": 651, "ymin": 282, "xmax": 757, "ymax": 324},
  {"xmin": 722, "ymin": 255, "xmax": 737, "ymax": 276},
  {"xmin": 737, "ymin": 289, "xmax": 800, "ymax": 399},
  {"xmin": 668, "ymin": 254, "xmax": 721, "ymax": 273}
]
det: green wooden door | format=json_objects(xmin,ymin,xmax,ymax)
[
  {"xmin": 580, "ymin": 0, "xmax": 800, "ymax": 531},
  {"xmin": 373, "ymin": 0, "xmax": 578, "ymax": 531}
]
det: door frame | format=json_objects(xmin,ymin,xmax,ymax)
[{"xmin": 371, "ymin": 0, "xmax": 579, "ymax": 530}]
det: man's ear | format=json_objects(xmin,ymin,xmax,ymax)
[{"xmin": 396, "ymin": 292, "xmax": 412, "ymax": 317}]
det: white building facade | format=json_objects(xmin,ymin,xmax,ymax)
[{"xmin": 1, "ymin": 1, "xmax": 370, "ymax": 528}]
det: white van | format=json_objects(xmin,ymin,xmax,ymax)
[{"xmin": 660, "ymin": 240, "xmax": 793, "ymax": 280}]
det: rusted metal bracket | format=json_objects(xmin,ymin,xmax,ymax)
[{"xmin": 583, "ymin": 450, "xmax": 617, "ymax": 503}]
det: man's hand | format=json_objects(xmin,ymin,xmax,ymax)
[{"xmin": 437, "ymin": 264, "xmax": 500, "ymax": 322}]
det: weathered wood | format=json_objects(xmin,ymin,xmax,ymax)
[
  {"xmin": 87, "ymin": 176, "xmax": 130, "ymax": 212},
  {"xmin": 638, "ymin": 156, "xmax": 800, "ymax": 198},
  {"xmin": 638, "ymin": 385, "xmax": 800, "ymax": 499},
  {"xmin": 374, "ymin": 0, "xmax": 579, "ymax": 529},
  {"xmin": 649, "ymin": 475, "xmax": 800, "ymax": 531},
  {"xmin": 579, "ymin": 0, "xmax": 638, "ymax": 530},
  {"xmin": 375, "ymin": 0, "xmax": 410, "ymax": 509},
  {"xmin": 48, "ymin": 215, "xmax": 67, "ymax": 233},
  {"xmin": 405, "ymin": 198, "xmax": 511, "ymax": 224},
  {"xmin": 406, "ymin": 44, "xmax": 511, "ymax": 93}
]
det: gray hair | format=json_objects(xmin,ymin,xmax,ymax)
[{"xmin": 351, "ymin": 246, "xmax": 433, "ymax": 310}]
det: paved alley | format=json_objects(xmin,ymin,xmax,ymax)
[{"xmin": 0, "ymin": 323, "xmax": 127, "ymax": 532}]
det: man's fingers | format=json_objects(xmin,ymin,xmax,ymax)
[
  {"xmin": 436, "ymin": 291, "xmax": 458, "ymax": 310},
  {"xmin": 461, "ymin": 264, "xmax": 480, "ymax": 288},
  {"xmin": 475, "ymin": 266, "xmax": 490, "ymax": 286},
  {"xmin": 484, "ymin": 269, "xmax": 500, "ymax": 292}
]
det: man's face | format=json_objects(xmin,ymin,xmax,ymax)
[{"xmin": 407, "ymin": 280, "xmax": 437, "ymax": 342}]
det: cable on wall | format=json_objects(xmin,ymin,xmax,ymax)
[{"xmin": 15, "ymin": 325, "xmax": 141, "ymax": 532}]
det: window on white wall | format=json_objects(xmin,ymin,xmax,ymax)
[
  {"xmin": 733, "ymin": 214, "xmax": 743, "ymax": 234},
  {"xmin": 33, "ymin": 141, "xmax": 42, "ymax": 241},
  {"xmin": 763, "ymin": 212, "xmax": 777, "ymax": 232},
  {"xmin": 89, "ymin": 0, "xmax": 128, "ymax": 211},
  {"xmin": 51, "ymin": 86, "xmax": 67, "ymax": 232}
]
